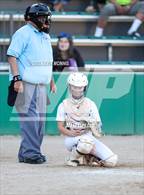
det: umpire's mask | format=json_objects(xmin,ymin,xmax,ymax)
[{"xmin": 24, "ymin": 3, "xmax": 52, "ymax": 33}]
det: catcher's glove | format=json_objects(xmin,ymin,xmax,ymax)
[{"xmin": 88, "ymin": 121, "xmax": 103, "ymax": 138}]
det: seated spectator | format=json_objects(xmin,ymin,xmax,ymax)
[
  {"xmin": 39, "ymin": 0, "xmax": 55, "ymax": 10},
  {"xmin": 53, "ymin": 32, "xmax": 85, "ymax": 72},
  {"xmin": 85, "ymin": 0, "xmax": 106, "ymax": 13},
  {"xmin": 94, "ymin": 0, "xmax": 144, "ymax": 38},
  {"xmin": 48, "ymin": 0, "xmax": 71, "ymax": 11}
]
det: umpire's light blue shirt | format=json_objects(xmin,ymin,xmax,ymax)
[{"xmin": 7, "ymin": 23, "xmax": 53, "ymax": 84}]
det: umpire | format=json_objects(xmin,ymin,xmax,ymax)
[{"xmin": 7, "ymin": 3, "xmax": 56, "ymax": 164}]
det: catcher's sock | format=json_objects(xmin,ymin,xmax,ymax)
[
  {"xmin": 94, "ymin": 27, "xmax": 103, "ymax": 37},
  {"xmin": 128, "ymin": 18, "xmax": 142, "ymax": 35},
  {"xmin": 66, "ymin": 159, "xmax": 79, "ymax": 167}
]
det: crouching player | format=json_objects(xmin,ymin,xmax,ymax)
[{"xmin": 56, "ymin": 72, "xmax": 118, "ymax": 167}]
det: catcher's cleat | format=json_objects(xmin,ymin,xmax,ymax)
[{"xmin": 66, "ymin": 159, "xmax": 79, "ymax": 167}]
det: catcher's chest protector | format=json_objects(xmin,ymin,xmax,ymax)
[{"xmin": 63, "ymin": 98, "xmax": 93, "ymax": 130}]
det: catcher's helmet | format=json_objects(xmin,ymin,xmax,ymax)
[
  {"xmin": 24, "ymin": 3, "xmax": 52, "ymax": 33},
  {"xmin": 67, "ymin": 73, "xmax": 88, "ymax": 102},
  {"xmin": 67, "ymin": 72, "xmax": 88, "ymax": 87}
]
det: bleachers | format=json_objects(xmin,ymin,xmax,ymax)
[
  {"xmin": 1, "ymin": 12, "xmax": 144, "ymax": 36},
  {"xmin": 0, "ymin": 0, "xmax": 89, "ymax": 12},
  {"xmin": 0, "ymin": 0, "xmax": 144, "ymax": 71},
  {"xmin": 0, "ymin": 34, "xmax": 144, "ymax": 62}
]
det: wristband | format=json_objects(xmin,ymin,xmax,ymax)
[{"xmin": 13, "ymin": 75, "xmax": 22, "ymax": 82}]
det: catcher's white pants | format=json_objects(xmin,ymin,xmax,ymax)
[{"xmin": 64, "ymin": 132, "xmax": 114, "ymax": 161}]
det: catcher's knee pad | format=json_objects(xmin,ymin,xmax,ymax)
[
  {"xmin": 76, "ymin": 136, "xmax": 95, "ymax": 154},
  {"xmin": 103, "ymin": 154, "xmax": 118, "ymax": 167}
]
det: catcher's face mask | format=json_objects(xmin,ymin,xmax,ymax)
[
  {"xmin": 69, "ymin": 84, "xmax": 85, "ymax": 100},
  {"xmin": 24, "ymin": 3, "xmax": 52, "ymax": 33},
  {"xmin": 36, "ymin": 15, "xmax": 51, "ymax": 33}
]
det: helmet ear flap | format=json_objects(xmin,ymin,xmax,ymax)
[{"xmin": 24, "ymin": 6, "xmax": 31, "ymax": 21}]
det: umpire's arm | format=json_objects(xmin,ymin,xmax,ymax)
[{"xmin": 8, "ymin": 56, "xmax": 23, "ymax": 93}]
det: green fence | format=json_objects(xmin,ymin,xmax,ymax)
[{"xmin": 0, "ymin": 72, "xmax": 144, "ymax": 135}]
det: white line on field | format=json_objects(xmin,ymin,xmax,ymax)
[{"xmin": 72, "ymin": 169, "xmax": 144, "ymax": 176}]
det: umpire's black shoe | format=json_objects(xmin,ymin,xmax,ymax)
[
  {"xmin": 40, "ymin": 155, "xmax": 47, "ymax": 162},
  {"xmin": 19, "ymin": 157, "xmax": 45, "ymax": 164}
]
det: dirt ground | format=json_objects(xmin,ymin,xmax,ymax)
[{"xmin": 0, "ymin": 135, "xmax": 144, "ymax": 195}]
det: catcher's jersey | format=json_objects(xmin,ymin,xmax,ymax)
[{"xmin": 56, "ymin": 97, "xmax": 101, "ymax": 130}]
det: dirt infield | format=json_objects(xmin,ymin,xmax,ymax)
[{"xmin": 0, "ymin": 135, "xmax": 144, "ymax": 195}]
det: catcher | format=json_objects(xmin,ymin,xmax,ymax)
[{"xmin": 56, "ymin": 72, "xmax": 118, "ymax": 167}]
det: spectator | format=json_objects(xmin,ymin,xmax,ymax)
[
  {"xmin": 38, "ymin": 0, "xmax": 55, "ymax": 10},
  {"xmin": 94, "ymin": 0, "xmax": 144, "ymax": 37},
  {"xmin": 49, "ymin": 0, "xmax": 71, "ymax": 11},
  {"xmin": 7, "ymin": 3, "xmax": 56, "ymax": 164},
  {"xmin": 85, "ymin": 0, "xmax": 106, "ymax": 13},
  {"xmin": 53, "ymin": 32, "xmax": 85, "ymax": 72}
]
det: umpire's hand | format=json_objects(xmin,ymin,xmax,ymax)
[
  {"xmin": 14, "ymin": 81, "xmax": 23, "ymax": 93},
  {"xmin": 50, "ymin": 79, "xmax": 57, "ymax": 93}
]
